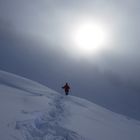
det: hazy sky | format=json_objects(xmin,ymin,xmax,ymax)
[{"xmin": 0, "ymin": 0, "xmax": 140, "ymax": 120}]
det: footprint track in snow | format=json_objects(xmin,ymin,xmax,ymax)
[{"xmin": 15, "ymin": 94, "xmax": 85, "ymax": 140}]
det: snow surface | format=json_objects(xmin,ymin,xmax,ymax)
[{"xmin": 0, "ymin": 70, "xmax": 140, "ymax": 140}]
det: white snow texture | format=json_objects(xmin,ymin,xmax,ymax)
[{"xmin": 0, "ymin": 70, "xmax": 140, "ymax": 140}]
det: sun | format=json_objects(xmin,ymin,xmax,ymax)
[{"xmin": 70, "ymin": 19, "xmax": 109, "ymax": 54}]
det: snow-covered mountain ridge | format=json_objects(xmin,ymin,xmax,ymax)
[{"xmin": 0, "ymin": 70, "xmax": 140, "ymax": 140}]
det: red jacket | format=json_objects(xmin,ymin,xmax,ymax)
[{"xmin": 62, "ymin": 83, "xmax": 70, "ymax": 92}]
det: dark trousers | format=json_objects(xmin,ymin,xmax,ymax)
[{"xmin": 65, "ymin": 91, "xmax": 69, "ymax": 95}]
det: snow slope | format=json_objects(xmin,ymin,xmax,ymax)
[{"xmin": 0, "ymin": 70, "xmax": 140, "ymax": 140}]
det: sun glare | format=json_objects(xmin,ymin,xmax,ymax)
[{"xmin": 70, "ymin": 19, "xmax": 109, "ymax": 54}]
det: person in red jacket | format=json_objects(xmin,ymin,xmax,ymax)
[{"xmin": 62, "ymin": 82, "xmax": 70, "ymax": 95}]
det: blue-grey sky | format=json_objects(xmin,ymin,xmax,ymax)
[{"xmin": 0, "ymin": 0, "xmax": 140, "ymax": 120}]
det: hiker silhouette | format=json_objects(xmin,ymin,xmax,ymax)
[{"xmin": 62, "ymin": 83, "xmax": 70, "ymax": 95}]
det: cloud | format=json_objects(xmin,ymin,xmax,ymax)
[{"xmin": 1, "ymin": 0, "xmax": 140, "ymax": 120}]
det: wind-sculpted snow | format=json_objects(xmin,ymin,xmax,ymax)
[
  {"xmin": 15, "ymin": 95, "xmax": 85, "ymax": 140},
  {"xmin": 0, "ymin": 70, "xmax": 140, "ymax": 140},
  {"xmin": 0, "ymin": 70, "xmax": 57, "ymax": 96}
]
